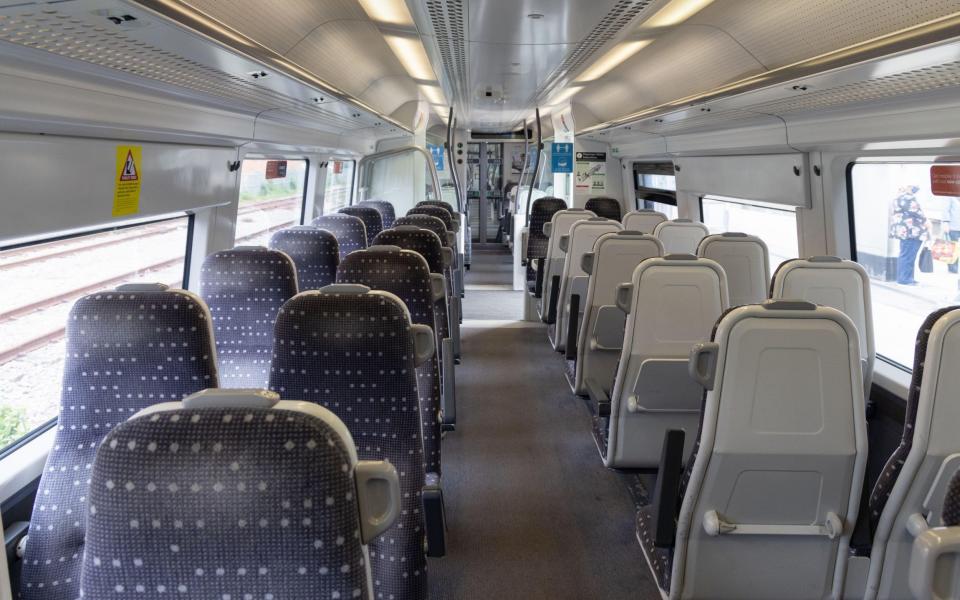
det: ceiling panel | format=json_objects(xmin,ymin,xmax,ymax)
[{"xmin": 466, "ymin": 0, "xmax": 629, "ymax": 45}]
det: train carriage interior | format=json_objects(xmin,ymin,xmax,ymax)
[{"xmin": 5, "ymin": 0, "xmax": 960, "ymax": 598}]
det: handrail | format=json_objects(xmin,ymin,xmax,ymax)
[
  {"xmin": 445, "ymin": 108, "xmax": 464, "ymax": 214},
  {"xmin": 524, "ymin": 107, "xmax": 543, "ymax": 226},
  {"xmin": 354, "ymin": 145, "xmax": 449, "ymax": 210}
]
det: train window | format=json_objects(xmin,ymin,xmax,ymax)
[
  {"xmin": 0, "ymin": 215, "xmax": 192, "ymax": 454},
  {"xmin": 638, "ymin": 173, "xmax": 677, "ymax": 191},
  {"xmin": 235, "ymin": 159, "xmax": 307, "ymax": 245},
  {"xmin": 634, "ymin": 163, "xmax": 677, "ymax": 217},
  {"xmin": 642, "ymin": 199, "xmax": 679, "ymax": 219},
  {"xmin": 323, "ymin": 160, "xmax": 355, "ymax": 212},
  {"xmin": 700, "ymin": 195, "xmax": 799, "ymax": 267},
  {"xmin": 849, "ymin": 162, "xmax": 960, "ymax": 370}
]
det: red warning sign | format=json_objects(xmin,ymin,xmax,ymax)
[
  {"xmin": 119, "ymin": 150, "xmax": 139, "ymax": 181},
  {"xmin": 265, "ymin": 160, "xmax": 287, "ymax": 179},
  {"xmin": 931, "ymin": 165, "xmax": 960, "ymax": 197}
]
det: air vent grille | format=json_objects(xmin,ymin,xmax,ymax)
[
  {"xmin": 0, "ymin": 8, "xmax": 370, "ymax": 131},
  {"xmin": 425, "ymin": 0, "xmax": 467, "ymax": 107},
  {"xmin": 535, "ymin": 0, "xmax": 655, "ymax": 101}
]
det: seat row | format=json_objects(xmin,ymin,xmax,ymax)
[{"xmin": 529, "ymin": 198, "xmax": 960, "ymax": 598}]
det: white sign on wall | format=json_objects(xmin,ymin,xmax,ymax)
[{"xmin": 575, "ymin": 151, "xmax": 607, "ymax": 193}]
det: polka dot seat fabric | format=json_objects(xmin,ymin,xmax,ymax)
[
  {"xmin": 311, "ymin": 214, "xmax": 368, "ymax": 260},
  {"xmin": 19, "ymin": 285, "xmax": 218, "ymax": 600},
  {"xmin": 407, "ymin": 205, "xmax": 454, "ymax": 233},
  {"xmin": 338, "ymin": 206, "xmax": 383, "ymax": 246},
  {"xmin": 80, "ymin": 394, "xmax": 375, "ymax": 600},
  {"xmin": 336, "ymin": 246, "xmax": 443, "ymax": 475},
  {"xmin": 527, "ymin": 197, "xmax": 567, "ymax": 282},
  {"xmin": 584, "ymin": 197, "xmax": 623, "ymax": 221},
  {"xmin": 357, "ymin": 199, "xmax": 396, "ymax": 230},
  {"xmin": 268, "ymin": 226, "xmax": 340, "ymax": 291},
  {"xmin": 394, "ymin": 215, "xmax": 449, "ymax": 248},
  {"xmin": 199, "ymin": 247, "xmax": 298, "ymax": 390},
  {"xmin": 372, "ymin": 228, "xmax": 450, "ymax": 348},
  {"xmin": 945, "ymin": 470, "xmax": 960, "ymax": 527},
  {"xmin": 269, "ymin": 289, "xmax": 433, "ymax": 600}
]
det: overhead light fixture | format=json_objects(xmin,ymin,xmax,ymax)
[
  {"xmin": 527, "ymin": 13, "xmax": 544, "ymax": 19},
  {"xmin": 358, "ymin": 0, "xmax": 414, "ymax": 27},
  {"xmin": 384, "ymin": 34, "xmax": 438, "ymax": 81},
  {"xmin": 643, "ymin": 0, "xmax": 715, "ymax": 28},
  {"xmin": 575, "ymin": 40, "xmax": 652, "ymax": 82},
  {"xmin": 547, "ymin": 86, "xmax": 582, "ymax": 106},
  {"xmin": 419, "ymin": 83, "xmax": 446, "ymax": 106}
]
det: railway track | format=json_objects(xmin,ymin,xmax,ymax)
[
  {"xmin": 0, "ymin": 196, "xmax": 299, "ymax": 270},
  {"xmin": 0, "ymin": 217, "xmax": 298, "ymax": 365}
]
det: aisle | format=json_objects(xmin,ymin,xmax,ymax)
[{"xmin": 428, "ymin": 244, "xmax": 658, "ymax": 599}]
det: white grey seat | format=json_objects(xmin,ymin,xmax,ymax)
[
  {"xmin": 697, "ymin": 232, "xmax": 770, "ymax": 307},
  {"xmin": 623, "ymin": 209, "xmax": 668, "ymax": 234},
  {"xmin": 653, "ymin": 219, "xmax": 710, "ymax": 254},
  {"xmin": 551, "ymin": 217, "xmax": 621, "ymax": 351},
  {"xmin": 535, "ymin": 208, "xmax": 595, "ymax": 322},
  {"xmin": 770, "ymin": 256, "xmax": 874, "ymax": 394},
  {"xmin": 909, "ymin": 470, "xmax": 960, "ymax": 600},
  {"xmin": 571, "ymin": 231, "xmax": 663, "ymax": 395},
  {"xmin": 855, "ymin": 307, "xmax": 960, "ymax": 600},
  {"xmin": 637, "ymin": 301, "xmax": 867, "ymax": 599},
  {"xmin": 80, "ymin": 389, "xmax": 400, "ymax": 600},
  {"xmin": 594, "ymin": 255, "xmax": 728, "ymax": 469}
]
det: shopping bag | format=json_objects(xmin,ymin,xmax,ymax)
[
  {"xmin": 931, "ymin": 239, "xmax": 960, "ymax": 264},
  {"xmin": 919, "ymin": 246, "xmax": 934, "ymax": 273}
]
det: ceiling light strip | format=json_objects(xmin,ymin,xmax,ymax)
[
  {"xmin": 130, "ymin": 0, "xmax": 412, "ymax": 133},
  {"xmin": 580, "ymin": 11, "xmax": 960, "ymax": 135}
]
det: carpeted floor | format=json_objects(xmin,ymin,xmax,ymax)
[{"xmin": 428, "ymin": 243, "xmax": 659, "ymax": 599}]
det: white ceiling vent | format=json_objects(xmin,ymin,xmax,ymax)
[
  {"xmin": 425, "ymin": 0, "xmax": 467, "ymax": 107},
  {"xmin": 535, "ymin": 0, "xmax": 656, "ymax": 102}
]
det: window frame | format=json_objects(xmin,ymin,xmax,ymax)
[
  {"xmin": 0, "ymin": 212, "xmax": 195, "ymax": 458},
  {"xmin": 323, "ymin": 159, "xmax": 356, "ymax": 211},
  {"xmin": 632, "ymin": 162, "xmax": 677, "ymax": 210}
]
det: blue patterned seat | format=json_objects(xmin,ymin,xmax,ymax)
[
  {"xmin": 338, "ymin": 206, "xmax": 383, "ymax": 246},
  {"xmin": 408, "ymin": 205, "xmax": 454, "ymax": 233},
  {"xmin": 358, "ymin": 199, "xmax": 396, "ymax": 229},
  {"xmin": 199, "ymin": 246, "xmax": 298, "ymax": 389},
  {"xmin": 268, "ymin": 226, "xmax": 340, "ymax": 291},
  {"xmin": 80, "ymin": 388, "xmax": 400, "ymax": 600},
  {"xmin": 336, "ymin": 246, "xmax": 444, "ymax": 473},
  {"xmin": 269, "ymin": 286, "xmax": 440, "ymax": 600},
  {"xmin": 395, "ymin": 214, "xmax": 450, "ymax": 248},
  {"xmin": 312, "ymin": 214, "xmax": 368, "ymax": 259},
  {"xmin": 19, "ymin": 284, "xmax": 218, "ymax": 600}
]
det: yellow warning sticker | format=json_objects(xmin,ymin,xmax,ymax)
[{"xmin": 112, "ymin": 145, "xmax": 142, "ymax": 217}]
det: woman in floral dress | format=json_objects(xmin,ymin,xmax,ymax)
[{"xmin": 889, "ymin": 185, "xmax": 930, "ymax": 285}]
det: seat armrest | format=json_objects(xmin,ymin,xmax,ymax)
[
  {"xmin": 423, "ymin": 474, "xmax": 447, "ymax": 557},
  {"xmin": 652, "ymin": 430, "xmax": 686, "ymax": 548},
  {"xmin": 4, "ymin": 520, "xmax": 29, "ymax": 559},
  {"xmin": 586, "ymin": 378, "xmax": 612, "ymax": 417},
  {"xmin": 546, "ymin": 275, "xmax": 561, "ymax": 324},
  {"xmin": 354, "ymin": 461, "xmax": 401, "ymax": 544}
]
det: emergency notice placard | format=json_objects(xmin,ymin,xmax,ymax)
[
  {"xmin": 931, "ymin": 165, "xmax": 960, "ymax": 197},
  {"xmin": 112, "ymin": 145, "xmax": 142, "ymax": 217}
]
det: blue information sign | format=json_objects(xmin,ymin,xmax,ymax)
[
  {"xmin": 427, "ymin": 143, "xmax": 445, "ymax": 171},
  {"xmin": 551, "ymin": 142, "xmax": 574, "ymax": 173}
]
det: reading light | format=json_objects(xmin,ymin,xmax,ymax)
[
  {"xmin": 643, "ymin": 0, "xmax": 715, "ymax": 28},
  {"xmin": 384, "ymin": 34, "xmax": 438, "ymax": 81},
  {"xmin": 575, "ymin": 40, "xmax": 652, "ymax": 82},
  {"xmin": 358, "ymin": 0, "xmax": 415, "ymax": 27}
]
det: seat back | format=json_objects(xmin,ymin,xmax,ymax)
[
  {"xmin": 199, "ymin": 246, "xmax": 298, "ymax": 389},
  {"xmin": 697, "ymin": 233, "xmax": 770, "ymax": 307},
  {"xmin": 770, "ymin": 257, "xmax": 874, "ymax": 392},
  {"xmin": 336, "ymin": 246, "xmax": 443, "ymax": 474},
  {"xmin": 269, "ymin": 286, "xmax": 434, "ymax": 600},
  {"xmin": 908, "ymin": 470, "xmax": 960, "ymax": 600},
  {"xmin": 623, "ymin": 209, "xmax": 668, "ymax": 233},
  {"xmin": 653, "ymin": 219, "xmax": 710, "ymax": 254},
  {"xmin": 19, "ymin": 285, "xmax": 218, "ymax": 600},
  {"xmin": 865, "ymin": 307, "xmax": 960, "ymax": 599},
  {"xmin": 526, "ymin": 197, "xmax": 567, "ymax": 280},
  {"xmin": 673, "ymin": 302, "xmax": 866, "ymax": 599},
  {"xmin": 537, "ymin": 208, "xmax": 594, "ymax": 319},
  {"xmin": 604, "ymin": 256, "xmax": 728, "ymax": 468},
  {"xmin": 312, "ymin": 214, "xmax": 368, "ymax": 259},
  {"xmin": 551, "ymin": 218, "xmax": 621, "ymax": 350},
  {"xmin": 339, "ymin": 205, "xmax": 383, "ymax": 245},
  {"xmin": 573, "ymin": 232, "xmax": 663, "ymax": 394},
  {"xmin": 395, "ymin": 214, "xmax": 450, "ymax": 247},
  {"xmin": 408, "ymin": 205, "xmax": 454, "ymax": 233},
  {"xmin": 268, "ymin": 226, "xmax": 340, "ymax": 290},
  {"xmin": 359, "ymin": 198, "xmax": 397, "ymax": 229},
  {"xmin": 81, "ymin": 389, "xmax": 399, "ymax": 600},
  {"xmin": 584, "ymin": 196, "xmax": 622, "ymax": 221}
]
